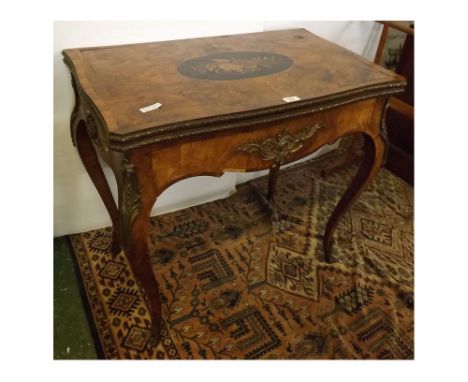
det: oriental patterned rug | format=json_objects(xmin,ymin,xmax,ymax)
[{"xmin": 68, "ymin": 150, "xmax": 414, "ymax": 360}]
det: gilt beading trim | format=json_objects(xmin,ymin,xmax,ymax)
[
  {"xmin": 380, "ymin": 99, "xmax": 391, "ymax": 164},
  {"xmin": 108, "ymin": 86, "xmax": 404, "ymax": 151}
]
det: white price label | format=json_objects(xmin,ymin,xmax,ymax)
[
  {"xmin": 282, "ymin": 96, "xmax": 301, "ymax": 103},
  {"xmin": 139, "ymin": 102, "xmax": 162, "ymax": 113}
]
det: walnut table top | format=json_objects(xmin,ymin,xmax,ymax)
[{"xmin": 63, "ymin": 29, "xmax": 404, "ymax": 149}]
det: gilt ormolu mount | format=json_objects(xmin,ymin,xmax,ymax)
[
  {"xmin": 62, "ymin": 28, "xmax": 406, "ymax": 349},
  {"xmin": 237, "ymin": 124, "xmax": 325, "ymax": 165}
]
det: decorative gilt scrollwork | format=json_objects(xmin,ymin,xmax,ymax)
[
  {"xmin": 85, "ymin": 113, "xmax": 104, "ymax": 151},
  {"xmin": 120, "ymin": 156, "xmax": 143, "ymax": 250},
  {"xmin": 67, "ymin": 69, "xmax": 107, "ymax": 155},
  {"xmin": 237, "ymin": 123, "xmax": 325, "ymax": 164},
  {"xmin": 85, "ymin": 113, "xmax": 97, "ymax": 139}
]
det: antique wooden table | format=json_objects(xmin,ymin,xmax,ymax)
[{"xmin": 63, "ymin": 28, "xmax": 406, "ymax": 347}]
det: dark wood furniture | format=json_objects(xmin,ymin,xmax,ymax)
[
  {"xmin": 63, "ymin": 28, "xmax": 406, "ymax": 347},
  {"xmin": 375, "ymin": 21, "xmax": 414, "ymax": 184}
]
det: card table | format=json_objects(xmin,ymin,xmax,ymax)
[{"xmin": 63, "ymin": 28, "xmax": 405, "ymax": 346}]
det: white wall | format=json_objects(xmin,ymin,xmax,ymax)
[{"xmin": 53, "ymin": 21, "xmax": 381, "ymax": 237}]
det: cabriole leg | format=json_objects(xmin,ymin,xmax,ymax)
[
  {"xmin": 267, "ymin": 164, "xmax": 280, "ymax": 202},
  {"xmin": 118, "ymin": 156, "xmax": 162, "ymax": 348},
  {"xmin": 75, "ymin": 122, "xmax": 121, "ymax": 255},
  {"xmin": 323, "ymin": 133, "xmax": 386, "ymax": 262}
]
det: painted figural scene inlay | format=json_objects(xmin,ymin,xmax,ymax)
[{"xmin": 177, "ymin": 51, "xmax": 294, "ymax": 80}]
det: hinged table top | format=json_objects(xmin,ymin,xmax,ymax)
[{"xmin": 63, "ymin": 28, "xmax": 405, "ymax": 147}]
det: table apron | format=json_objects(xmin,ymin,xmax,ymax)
[{"xmin": 141, "ymin": 97, "xmax": 387, "ymax": 196}]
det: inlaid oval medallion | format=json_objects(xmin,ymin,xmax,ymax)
[{"xmin": 177, "ymin": 51, "xmax": 294, "ymax": 80}]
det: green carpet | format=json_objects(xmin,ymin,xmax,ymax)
[{"xmin": 54, "ymin": 237, "xmax": 98, "ymax": 359}]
